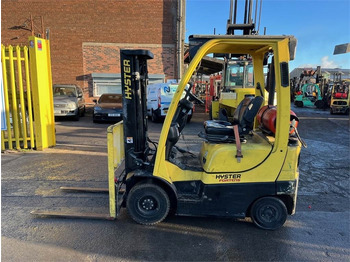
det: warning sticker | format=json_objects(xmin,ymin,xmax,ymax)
[
  {"xmin": 126, "ymin": 137, "xmax": 133, "ymax": 144},
  {"xmin": 37, "ymin": 40, "xmax": 42, "ymax": 51}
]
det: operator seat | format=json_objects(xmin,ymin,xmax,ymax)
[{"xmin": 200, "ymin": 96, "xmax": 264, "ymax": 142}]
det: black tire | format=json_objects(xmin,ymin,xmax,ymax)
[
  {"xmin": 330, "ymin": 108, "xmax": 334, "ymax": 115},
  {"xmin": 315, "ymin": 100, "xmax": 324, "ymax": 109},
  {"xmin": 151, "ymin": 110, "xmax": 158, "ymax": 122},
  {"xmin": 80, "ymin": 106, "xmax": 86, "ymax": 117},
  {"xmin": 250, "ymin": 197, "xmax": 288, "ymax": 230},
  {"xmin": 295, "ymin": 101, "xmax": 303, "ymax": 108},
  {"xmin": 92, "ymin": 113, "xmax": 99, "ymax": 123},
  {"xmin": 187, "ymin": 109, "xmax": 193, "ymax": 123},
  {"xmin": 126, "ymin": 183, "xmax": 170, "ymax": 225},
  {"xmin": 73, "ymin": 111, "xmax": 80, "ymax": 121},
  {"xmin": 209, "ymin": 105, "xmax": 213, "ymax": 120},
  {"xmin": 345, "ymin": 108, "xmax": 349, "ymax": 115}
]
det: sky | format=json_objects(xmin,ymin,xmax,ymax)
[{"xmin": 185, "ymin": 0, "xmax": 350, "ymax": 70}]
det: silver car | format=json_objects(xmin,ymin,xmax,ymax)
[{"xmin": 53, "ymin": 84, "xmax": 86, "ymax": 121}]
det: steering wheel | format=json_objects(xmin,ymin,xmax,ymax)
[{"xmin": 185, "ymin": 84, "xmax": 204, "ymax": 105}]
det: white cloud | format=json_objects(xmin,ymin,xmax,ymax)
[
  {"xmin": 321, "ymin": 56, "xmax": 339, "ymax": 68},
  {"xmin": 298, "ymin": 63, "xmax": 316, "ymax": 68}
]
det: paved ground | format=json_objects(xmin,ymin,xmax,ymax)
[{"xmin": 1, "ymin": 105, "xmax": 349, "ymax": 261}]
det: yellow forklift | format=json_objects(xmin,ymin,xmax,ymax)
[
  {"xmin": 118, "ymin": 33, "xmax": 304, "ymax": 230},
  {"xmin": 330, "ymin": 73, "xmax": 349, "ymax": 115}
]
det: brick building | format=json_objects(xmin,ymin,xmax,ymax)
[{"xmin": 1, "ymin": 0, "xmax": 185, "ymax": 103}]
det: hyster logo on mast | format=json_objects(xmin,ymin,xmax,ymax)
[{"xmin": 123, "ymin": 59, "xmax": 132, "ymax": 99}]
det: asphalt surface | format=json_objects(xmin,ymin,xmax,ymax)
[{"xmin": 1, "ymin": 105, "xmax": 349, "ymax": 261}]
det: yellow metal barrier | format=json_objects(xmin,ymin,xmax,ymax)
[
  {"xmin": 107, "ymin": 121, "xmax": 125, "ymax": 218},
  {"xmin": 1, "ymin": 36, "xmax": 55, "ymax": 151},
  {"xmin": 1, "ymin": 45, "xmax": 35, "ymax": 150},
  {"xmin": 28, "ymin": 36, "xmax": 56, "ymax": 150}
]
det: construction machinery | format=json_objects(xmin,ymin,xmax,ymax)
[
  {"xmin": 294, "ymin": 83, "xmax": 324, "ymax": 108},
  {"xmin": 293, "ymin": 68, "xmax": 325, "ymax": 108},
  {"xmin": 31, "ymin": 0, "xmax": 303, "ymax": 231},
  {"xmin": 117, "ymin": 30, "xmax": 303, "ymax": 230},
  {"xmin": 330, "ymin": 81, "xmax": 349, "ymax": 115}
]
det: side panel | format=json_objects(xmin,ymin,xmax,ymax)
[{"xmin": 175, "ymin": 182, "xmax": 276, "ymax": 218}]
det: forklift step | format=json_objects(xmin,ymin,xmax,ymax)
[
  {"xmin": 178, "ymin": 193, "xmax": 202, "ymax": 202},
  {"xmin": 30, "ymin": 210, "xmax": 115, "ymax": 220}
]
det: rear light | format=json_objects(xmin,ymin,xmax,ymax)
[{"xmin": 158, "ymin": 97, "xmax": 161, "ymax": 108}]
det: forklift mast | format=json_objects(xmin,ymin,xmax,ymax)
[{"xmin": 120, "ymin": 49, "xmax": 154, "ymax": 174}]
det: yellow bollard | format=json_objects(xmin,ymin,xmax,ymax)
[
  {"xmin": 23, "ymin": 46, "xmax": 35, "ymax": 149},
  {"xmin": 16, "ymin": 46, "xmax": 28, "ymax": 149},
  {"xmin": 8, "ymin": 46, "xmax": 20, "ymax": 149}
]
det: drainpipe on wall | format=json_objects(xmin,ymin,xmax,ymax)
[{"xmin": 177, "ymin": 0, "xmax": 185, "ymax": 81}]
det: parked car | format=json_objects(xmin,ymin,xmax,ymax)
[
  {"xmin": 53, "ymin": 84, "xmax": 85, "ymax": 121},
  {"xmin": 93, "ymin": 93, "xmax": 123, "ymax": 123},
  {"xmin": 147, "ymin": 83, "xmax": 193, "ymax": 122}
]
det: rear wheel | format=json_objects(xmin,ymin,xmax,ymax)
[
  {"xmin": 127, "ymin": 183, "xmax": 170, "ymax": 225},
  {"xmin": 250, "ymin": 197, "xmax": 288, "ymax": 230},
  {"xmin": 151, "ymin": 110, "xmax": 158, "ymax": 122}
]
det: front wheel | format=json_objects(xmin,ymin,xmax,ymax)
[
  {"xmin": 73, "ymin": 111, "xmax": 80, "ymax": 121},
  {"xmin": 250, "ymin": 197, "xmax": 288, "ymax": 230},
  {"xmin": 80, "ymin": 106, "xmax": 86, "ymax": 117},
  {"xmin": 295, "ymin": 101, "xmax": 304, "ymax": 108},
  {"xmin": 126, "ymin": 183, "xmax": 170, "ymax": 225},
  {"xmin": 209, "ymin": 105, "xmax": 213, "ymax": 120}
]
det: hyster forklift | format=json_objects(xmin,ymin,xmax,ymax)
[
  {"xmin": 330, "ymin": 82, "xmax": 350, "ymax": 115},
  {"xmin": 118, "ymin": 33, "xmax": 303, "ymax": 230}
]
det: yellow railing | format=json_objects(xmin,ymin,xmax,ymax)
[
  {"xmin": 1, "ymin": 45, "xmax": 35, "ymax": 150},
  {"xmin": 107, "ymin": 121, "xmax": 125, "ymax": 218}
]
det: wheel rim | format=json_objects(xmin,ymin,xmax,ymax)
[
  {"xmin": 257, "ymin": 204, "xmax": 279, "ymax": 223},
  {"xmin": 137, "ymin": 195, "xmax": 159, "ymax": 216}
]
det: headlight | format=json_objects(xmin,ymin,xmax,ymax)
[
  {"xmin": 94, "ymin": 106, "xmax": 102, "ymax": 112},
  {"xmin": 68, "ymin": 102, "xmax": 77, "ymax": 109}
]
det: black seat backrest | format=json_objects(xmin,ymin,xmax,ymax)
[
  {"xmin": 233, "ymin": 96, "xmax": 264, "ymax": 134},
  {"xmin": 219, "ymin": 108, "xmax": 229, "ymax": 121}
]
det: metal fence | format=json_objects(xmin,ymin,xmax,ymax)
[{"xmin": 1, "ymin": 45, "xmax": 35, "ymax": 150}]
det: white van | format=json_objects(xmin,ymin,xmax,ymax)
[{"xmin": 147, "ymin": 83, "xmax": 192, "ymax": 122}]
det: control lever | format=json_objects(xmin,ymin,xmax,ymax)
[
  {"xmin": 257, "ymin": 82, "xmax": 264, "ymax": 97},
  {"xmin": 233, "ymin": 125, "xmax": 243, "ymax": 163},
  {"xmin": 291, "ymin": 119, "xmax": 307, "ymax": 148}
]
